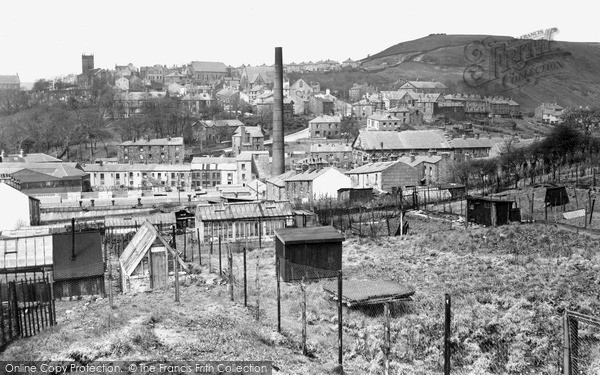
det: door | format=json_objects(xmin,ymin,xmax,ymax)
[{"xmin": 150, "ymin": 248, "xmax": 167, "ymax": 289}]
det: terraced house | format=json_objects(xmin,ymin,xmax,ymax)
[{"xmin": 118, "ymin": 136, "xmax": 185, "ymax": 164}]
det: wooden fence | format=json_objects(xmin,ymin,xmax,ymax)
[{"xmin": 0, "ymin": 274, "xmax": 55, "ymax": 350}]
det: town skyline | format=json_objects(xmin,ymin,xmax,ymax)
[{"xmin": 2, "ymin": 0, "xmax": 598, "ymax": 83}]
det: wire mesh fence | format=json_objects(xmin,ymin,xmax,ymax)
[{"xmin": 566, "ymin": 311, "xmax": 600, "ymax": 375}]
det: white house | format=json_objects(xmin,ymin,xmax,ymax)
[
  {"xmin": 366, "ymin": 113, "xmax": 402, "ymax": 131},
  {"xmin": 0, "ymin": 182, "xmax": 41, "ymax": 231},
  {"xmin": 285, "ymin": 167, "xmax": 351, "ymax": 203},
  {"xmin": 114, "ymin": 77, "xmax": 130, "ymax": 91},
  {"xmin": 191, "ymin": 157, "xmax": 237, "ymax": 188}
]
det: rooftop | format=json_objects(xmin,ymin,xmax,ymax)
[
  {"xmin": 119, "ymin": 137, "xmax": 184, "ymax": 147},
  {"xmin": 274, "ymin": 226, "xmax": 344, "ymax": 245}
]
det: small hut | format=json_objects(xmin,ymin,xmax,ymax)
[
  {"xmin": 338, "ymin": 187, "xmax": 374, "ymax": 205},
  {"xmin": 119, "ymin": 221, "xmax": 186, "ymax": 293},
  {"xmin": 467, "ymin": 196, "xmax": 520, "ymax": 227},
  {"xmin": 275, "ymin": 226, "xmax": 344, "ymax": 282},
  {"xmin": 545, "ymin": 186, "xmax": 569, "ymax": 207}
]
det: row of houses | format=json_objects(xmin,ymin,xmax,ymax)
[
  {"xmin": 265, "ymin": 151, "xmax": 453, "ymax": 204},
  {"xmin": 352, "ymin": 87, "xmax": 521, "ymax": 122}
]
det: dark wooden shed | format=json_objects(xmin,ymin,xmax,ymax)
[
  {"xmin": 545, "ymin": 186, "xmax": 569, "ymax": 207},
  {"xmin": 275, "ymin": 226, "xmax": 344, "ymax": 282},
  {"xmin": 438, "ymin": 183, "xmax": 466, "ymax": 199},
  {"xmin": 338, "ymin": 188, "xmax": 374, "ymax": 205},
  {"xmin": 52, "ymin": 230, "xmax": 105, "ymax": 298},
  {"xmin": 467, "ymin": 196, "xmax": 520, "ymax": 227}
]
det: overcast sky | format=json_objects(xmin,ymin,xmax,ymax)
[{"xmin": 1, "ymin": 0, "xmax": 597, "ymax": 82}]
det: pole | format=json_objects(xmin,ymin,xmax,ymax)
[
  {"xmin": 301, "ymin": 278, "xmax": 307, "ymax": 356},
  {"xmin": 244, "ymin": 244, "xmax": 248, "ymax": 308},
  {"xmin": 219, "ymin": 229, "xmax": 222, "ymax": 276},
  {"xmin": 71, "ymin": 218, "xmax": 76, "ymax": 260},
  {"xmin": 183, "ymin": 229, "xmax": 187, "ymax": 261},
  {"xmin": 570, "ymin": 315, "xmax": 579, "ymax": 375},
  {"xmin": 590, "ymin": 199, "xmax": 596, "ymax": 224},
  {"xmin": 276, "ymin": 257, "xmax": 281, "ymax": 332},
  {"xmin": 383, "ymin": 302, "xmax": 391, "ymax": 375},
  {"xmin": 228, "ymin": 245, "xmax": 233, "ymax": 302},
  {"xmin": 173, "ymin": 226, "xmax": 180, "ymax": 303},
  {"xmin": 337, "ymin": 270, "xmax": 343, "ymax": 366},
  {"xmin": 196, "ymin": 228, "xmax": 201, "ymax": 265},
  {"xmin": 563, "ymin": 312, "xmax": 571, "ymax": 375},
  {"xmin": 444, "ymin": 294, "xmax": 451, "ymax": 375}
]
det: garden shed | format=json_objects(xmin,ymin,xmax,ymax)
[
  {"xmin": 52, "ymin": 230, "xmax": 105, "ymax": 298},
  {"xmin": 119, "ymin": 221, "xmax": 186, "ymax": 293},
  {"xmin": 338, "ymin": 187, "xmax": 374, "ymax": 205},
  {"xmin": 545, "ymin": 186, "xmax": 569, "ymax": 207},
  {"xmin": 466, "ymin": 196, "xmax": 520, "ymax": 227},
  {"xmin": 275, "ymin": 226, "xmax": 344, "ymax": 282}
]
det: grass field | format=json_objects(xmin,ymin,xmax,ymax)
[{"xmin": 2, "ymin": 214, "xmax": 599, "ymax": 375}]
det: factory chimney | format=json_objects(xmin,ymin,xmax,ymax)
[{"xmin": 271, "ymin": 47, "xmax": 285, "ymax": 176}]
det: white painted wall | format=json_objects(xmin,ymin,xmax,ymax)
[
  {"xmin": 312, "ymin": 169, "xmax": 351, "ymax": 199},
  {"xmin": 0, "ymin": 183, "xmax": 31, "ymax": 231}
]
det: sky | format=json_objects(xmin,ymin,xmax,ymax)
[{"xmin": 1, "ymin": 0, "xmax": 597, "ymax": 83}]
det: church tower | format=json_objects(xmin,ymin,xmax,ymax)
[{"xmin": 82, "ymin": 54, "xmax": 94, "ymax": 74}]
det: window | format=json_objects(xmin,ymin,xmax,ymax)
[
  {"xmin": 171, "ymin": 173, "xmax": 175, "ymax": 179},
  {"xmin": 100, "ymin": 173, "xmax": 105, "ymax": 180},
  {"xmin": 241, "ymin": 164, "xmax": 246, "ymax": 171},
  {"xmin": 157, "ymin": 173, "xmax": 161, "ymax": 179},
  {"xmin": 242, "ymin": 173, "xmax": 246, "ymax": 180}
]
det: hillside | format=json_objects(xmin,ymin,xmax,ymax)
[
  {"xmin": 299, "ymin": 34, "xmax": 600, "ymax": 111},
  {"xmin": 2, "ymin": 215, "xmax": 599, "ymax": 374}
]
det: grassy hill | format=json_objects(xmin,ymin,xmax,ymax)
[
  {"xmin": 2, "ymin": 214, "xmax": 598, "ymax": 374},
  {"xmin": 296, "ymin": 34, "xmax": 600, "ymax": 111}
]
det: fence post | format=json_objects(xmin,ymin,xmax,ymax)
[
  {"xmin": 8, "ymin": 282, "xmax": 18, "ymax": 337},
  {"xmin": 244, "ymin": 245, "xmax": 248, "ymax": 308},
  {"xmin": 0, "ymin": 282, "xmax": 4, "ymax": 345},
  {"xmin": 228, "ymin": 245, "xmax": 234, "ymax": 302},
  {"xmin": 383, "ymin": 302, "xmax": 391, "ymax": 375},
  {"xmin": 108, "ymin": 261, "xmax": 114, "ymax": 309},
  {"xmin": 338, "ymin": 270, "xmax": 343, "ymax": 367},
  {"xmin": 183, "ymin": 229, "xmax": 187, "ymax": 261},
  {"xmin": 209, "ymin": 240, "xmax": 213, "ymax": 273},
  {"xmin": 570, "ymin": 315, "xmax": 579, "ymax": 375},
  {"xmin": 255, "ymin": 253, "xmax": 260, "ymax": 321},
  {"xmin": 218, "ymin": 232, "xmax": 222, "ymax": 276},
  {"xmin": 590, "ymin": 199, "xmax": 596, "ymax": 224},
  {"xmin": 301, "ymin": 277, "xmax": 307, "ymax": 356},
  {"xmin": 276, "ymin": 257, "xmax": 281, "ymax": 333},
  {"xmin": 444, "ymin": 294, "xmax": 451, "ymax": 375},
  {"xmin": 173, "ymin": 226, "xmax": 180, "ymax": 303}
]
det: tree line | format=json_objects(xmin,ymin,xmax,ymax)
[{"xmin": 452, "ymin": 108, "xmax": 600, "ymax": 194}]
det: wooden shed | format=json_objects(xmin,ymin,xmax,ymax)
[
  {"xmin": 275, "ymin": 226, "xmax": 344, "ymax": 282},
  {"xmin": 338, "ymin": 187, "xmax": 374, "ymax": 205},
  {"xmin": 467, "ymin": 196, "xmax": 520, "ymax": 227},
  {"xmin": 0, "ymin": 230, "xmax": 105, "ymax": 298},
  {"xmin": 119, "ymin": 221, "xmax": 186, "ymax": 293},
  {"xmin": 52, "ymin": 230, "xmax": 105, "ymax": 298},
  {"xmin": 545, "ymin": 186, "xmax": 569, "ymax": 207}
]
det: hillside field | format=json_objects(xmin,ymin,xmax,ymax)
[{"xmin": 1, "ymin": 214, "xmax": 599, "ymax": 374}]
